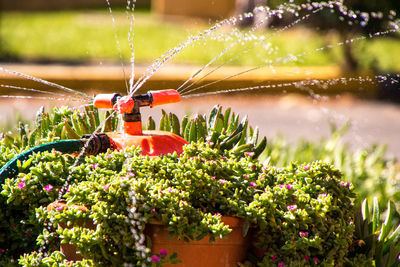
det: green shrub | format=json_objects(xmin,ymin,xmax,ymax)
[{"xmin": 1, "ymin": 142, "xmax": 356, "ymax": 266}]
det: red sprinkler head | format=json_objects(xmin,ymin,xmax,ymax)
[
  {"xmin": 93, "ymin": 89, "xmax": 187, "ymax": 157},
  {"xmin": 93, "ymin": 89, "xmax": 181, "ymax": 135}
]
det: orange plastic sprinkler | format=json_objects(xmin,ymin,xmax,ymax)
[{"xmin": 93, "ymin": 89, "xmax": 188, "ymax": 156}]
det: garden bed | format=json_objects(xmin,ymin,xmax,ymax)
[{"xmin": 1, "ymin": 105, "xmax": 399, "ymax": 266}]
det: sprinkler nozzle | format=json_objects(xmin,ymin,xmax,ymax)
[
  {"xmin": 93, "ymin": 89, "xmax": 181, "ymax": 113},
  {"xmin": 93, "ymin": 89, "xmax": 181, "ymax": 135},
  {"xmin": 149, "ymin": 89, "xmax": 181, "ymax": 107}
]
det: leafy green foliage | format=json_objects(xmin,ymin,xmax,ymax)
[
  {"xmin": 351, "ymin": 198, "xmax": 400, "ymax": 267},
  {"xmin": 262, "ymin": 122, "xmax": 400, "ymax": 208}
]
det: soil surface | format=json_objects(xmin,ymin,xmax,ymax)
[{"xmin": 2, "ymin": 93, "xmax": 400, "ymax": 159}]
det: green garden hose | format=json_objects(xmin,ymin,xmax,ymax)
[{"xmin": 0, "ymin": 133, "xmax": 112, "ymax": 184}]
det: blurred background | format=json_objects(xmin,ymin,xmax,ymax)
[{"xmin": 0, "ymin": 0, "xmax": 400, "ymax": 157}]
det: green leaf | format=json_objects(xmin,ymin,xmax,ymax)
[
  {"xmin": 87, "ymin": 111, "xmax": 97, "ymax": 132},
  {"xmin": 383, "ymin": 224, "xmax": 400, "ymax": 255},
  {"xmin": 181, "ymin": 115, "xmax": 189, "ymax": 136},
  {"xmin": 362, "ymin": 198, "xmax": 370, "ymax": 222},
  {"xmin": 22, "ymin": 157, "xmax": 34, "ymax": 171},
  {"xmin": 93, "ymin": 107, "xmax": 100, "ymax": 128},
  {"xmin": 63, "ymin": 119, "xmax": 81, "ymax": 140},
  {"xmin": 237, "ymin": 117, "xmax": 248, "ymax": 146},
  {"xmin": 28, "ymin": 128, "xmax": 38, "ymax": 147},
  {"xmin": 253, "ymin": 136, "xmax": 267, "ymax": 158},
  {"xmin": 208, "ymin": 105, "xmax": 221, "ymax": 134},
  {"xmin": 189, "ymin": 119, "xmax": 197, "ymax": 143},
  {"xmin": 373, "ymin": 197, "xmax": 380, "ymax": 234},
  {"xmin": 223, "ymin": 107, "xmax": 231, "ymax": 129},
  {"xmin": 197, "ymin": 119, "xmax": 206, "ymax": 141},
  {"xmin": 378, "ymin": 200, "xmax": 396, "ymax": 242},
  {"xmin": 101, "ymin": 111, "xmax": 113, "ymax": 132},
  {"xmin": 147, "ymin": 116, "xmax": 156, "ymax": 130},
  {"xmin": 71, "ymin": 113, "xmax": 83, "ymax": 136},
  {"xmin": 184, "ymin": 120, "xmax": 192, "ymax": 141},
  {"xmin": 169, "ymin": 113, "xmax": 180, "ymax": 135}
]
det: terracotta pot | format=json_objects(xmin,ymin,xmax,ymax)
[
  {"xmin": 146, "ymin": 217, "xmax": 250, "ymax": 267},
  {"xmin": 47, "ymin": 201, "xmax": 95, "ymax": 261},
  {"xmin": 49, "ymin": 202, "xmax": 250, "ymax": 265}
]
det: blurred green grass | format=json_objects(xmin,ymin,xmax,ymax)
[{"xmin": 1, "ymin": 9, "xmax": 399, "ymax": 71}]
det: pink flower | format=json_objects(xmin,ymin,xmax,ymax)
[
  {"xmin": 318, "ymin": 193, "xmax": 327, "ymax": 198},
  {"xmin": 92, "ymin": 163, "xmax": 99, "ymax": 170},
  {"xmin": 250, "ymin": 182, "xmax": 256, "ymax": 187},
  {"xmin": 211, "ymin": 176, "xmax": 216, "ymax": 180},
  {"xmin": 304, "ymin": 255, "xmax": 309, "ymax": 261},
  {"xmin": 159, "ymin": 249, "xmax": 167, "ymax": 256},
  {"xmin": 286, "ymin": 184, "xmax": 292, "ymax": 190},
  {"xmin": 151, "ymin": 255, "xmax": 161, "ymax": 263},
  {"xmin": 271, "ymin": 256, "xmax": 277, "ymax": 262},
  {"xmin": 19, "ymin": 177, "xmax": 26, "ymax": 182},
  {"xmin": 263, "ymin": 167, "xmax": 269, "ymax": 172},
  {"xmin": 304, "ymin": 165, "xmax": 309, "ymax": 171},
  {"xmin": 168, "ymin": 188, "xmax": 173, "ymax": 193},
  {"xmin": 218, "ymin": 179, "xmax": 227, "ymax": 184},
  {"xmin": 152, "ymin": 208, "xmax": 156, "ymax": 213},
  {"xmin": 300, "ymin": 231, "xmax": 308, "ymax": 237},
  {"xmin": 17, "ymin": 182, "xmax": 26, "ymax": 189},
  {"xmin": 340, "ymin": 181, "xmax": 350, "ymax": 187},
  {"xmin": 160, "ymin": 190, "xmax": 164, "ymax": 194},
  {"xmin": 314, "ymin": 257, "xmax": 319, "ymax": 263},
  {"xmin": 221, "ymin": 157, "xmax": 227, "ymax": 160},
  {"xmin": 214, "ymin": 213, "xmax": 221, "ymax": 217},
  {"xmin": 0, "ymin": 248, "xmax": 4, "ymax": 254},
  {"xmin": 103, "ymin": 185, "xmax": 109, "ymax": 190},
  {"xmin": 278, "ymin": 184, "xmax": 284, "ymax": 188},
  {"xmin": 246, "ymin": 152, "xmax": 255, "ymax": 157},
  {"xmin": 44, "ymin": 185, "xmax": 54, "ymax": 192},
  {"xmin": 278, "ymin": 263, "xmax": 285, "ymax": 267},
  {"xmin": 287, "ymin": 205, "xmax": 297, "ymax": 211},
  {"xmin": 56, "ymin": 205, "xmax": 64, "ymax": 211},
  {"xmin": 244, "ymin": 174, "xmax": 249, "ymax": 179}
]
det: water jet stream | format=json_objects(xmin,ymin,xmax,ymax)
[
  {"xmin": 181, "ymin": 27, "xmax": 400, "ymax": 97},
  {"xmin": 0, "ymin": 67, "xmax": 92, "ymax": 100},
  {"xmin": 0, "ymin": 84, "xmax": 90, "ymax": 100}
]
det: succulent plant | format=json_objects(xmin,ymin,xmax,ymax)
[
  {"xmin": 155, "ymin": 105, "xmax": 267, "ymax": 158},
  {"xmin": 352, "ymin": 197, "xmax": 400, "ymax": 267}
]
